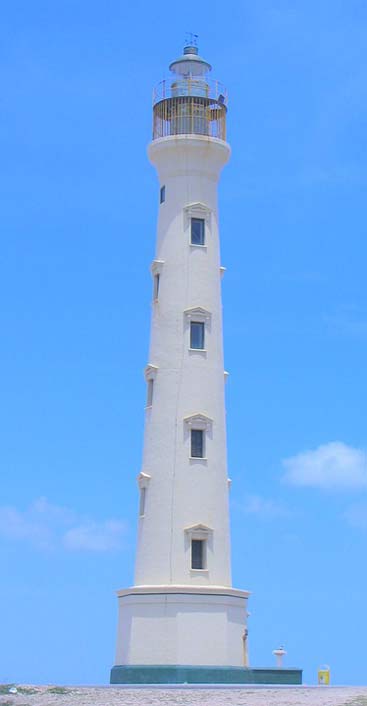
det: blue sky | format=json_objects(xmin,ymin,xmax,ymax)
[{"xmin": 1, "ymin": 0, "xmax": 366, "ymax": 687}]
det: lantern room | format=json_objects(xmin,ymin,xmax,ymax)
[{"xmin": 152, "ymin": 43, "xmax": 228, "ymax": 141}]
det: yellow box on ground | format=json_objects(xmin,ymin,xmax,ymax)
[{"xmin": 318, "ymin": 666, "xmax": 330, "ymax": 684}]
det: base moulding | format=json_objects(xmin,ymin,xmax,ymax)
[{"xmin": 110, "ymin": 665, "xmax": 303, "ymax": 685}]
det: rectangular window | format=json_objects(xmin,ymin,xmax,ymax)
[
  {"xmin": 147, "ymin": 379, "xmax": 154, "ymax": 407},
  {"xmin": 153, "ymin": 273, "xmax": 160, "ymax": 300},
  {"xmin": 191, "ymin": 539, "xmax": 205, "ymax": 569},
  {"xmin": 191, "ymin": 217, "xmax": 205, "ymax": 245},
  {"xmin": 190, "ymin": 321, "xmax": 205, "ymax": 349},
  {"xmin": 139, "ymin": 487, "xmax": 146, "ymax": 517},
  {"xmin": 191, "ymin": 429, "xmax": 204, "ymax": 458},
  {"xmin": 160, "ymin": 185, "xmax": 165, "ymax": 203}
]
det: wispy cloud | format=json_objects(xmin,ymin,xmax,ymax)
[
  {"xmin": 0, "ymin": 497, "xmax": 126, "ymax": 552},
  {"xmin": 63, "ymin": 520, "xmax": 125, "ymax": 552},
  {"xmin": 236, "ymin": 494, "xmax": 288, "ymax": 519},
  {"xmin": 283, "ymin": 442, "xmax": 367, "ymax": 490}
]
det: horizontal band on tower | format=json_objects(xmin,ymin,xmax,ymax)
[
  {"xmin": 110, "ymin": 665, "xmax": 303, "ymax": 685},
  {"xmin": 116, "ymin": 585, "xmax": 250, "ymax": 599}
]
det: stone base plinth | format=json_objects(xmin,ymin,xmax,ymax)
[
  {"xmin": 114, "ymin": 586, "xmax": 249, "ymax": 668},
  {"xmin": 110, "ymin": 665, "xmax": 302, "ymax": 685}
]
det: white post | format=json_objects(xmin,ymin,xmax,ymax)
[{"xmin": 273, "ymin": 646, "xmax": 287, "ymax": 668}]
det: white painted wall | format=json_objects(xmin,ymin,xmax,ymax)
[
  {"xmin": 114, "ymin": 135, "xmax": 250, "ymax": 669},
  {"xmin": 115, "ymin": 587, "xmax": 248, "ymax": 667},
  {"xmin": 134, "ymin": 135, "xmax": 232, "ymax": 588}
]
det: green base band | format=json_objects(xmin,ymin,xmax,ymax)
[{"xmin": 110, "ymin": 665, "xmax": 302, "ymax": 685}]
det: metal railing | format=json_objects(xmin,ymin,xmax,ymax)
[
  {"xmin": 153, "ymin": 96, "xmax": 226, "ymax": 140},
  {"xmin": 152, "ymin": 78, "xmax": 228, "ymax": 141}
]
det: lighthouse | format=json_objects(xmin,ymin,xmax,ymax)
[{"xmin": 110, "ymin": 41, "xmax": 301, "ymax": 685}]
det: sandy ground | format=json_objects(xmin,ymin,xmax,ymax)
[{"xmin": 1, "ymin": 686, "xmax": 367, "ymax": 706}]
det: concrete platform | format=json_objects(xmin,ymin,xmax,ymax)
[{"xmin": 110, "ymin": 665, "xmax": 303, "ymax": 685}]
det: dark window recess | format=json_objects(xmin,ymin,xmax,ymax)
[
  {"xmin": 191, "ymin": 217, "xmax": 205, "ymax": 245},
  {"xmin": 191, "ymin": 429, "xmax": 204, "ymax": 458},
  {"xmin": 190, "ymin": 321, "xmax": 205, "ymax": 349},
  {"xmin": 160, "ymin": 185, "xmax": 166, "ymax": 203},
  {"xmin": 147, "ymin": 379, "xmax": 154, "ymax": 406},
  {"xmin": 153, "ymin": 273, "xmax": 160, "ymax": 300},
  {"xmin": 191, "ymin": 539, "xmax": 205, "ymax": 569},
  {"xmin": 139, "ymin": 487, "xmax": 146, "ymax": 516}
]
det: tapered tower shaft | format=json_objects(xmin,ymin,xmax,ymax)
[{"xmin": 135, "ymin": 135, "xmax": 231, "ymax": 587}]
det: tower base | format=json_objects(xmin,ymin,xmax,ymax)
[
  {"xmin": 111, "ymin": 585, "xmax": 302, "ymax": 685},
  {"xmin": 113, "ymin": 585, "xmax": 249, "ymax": 669},
  {"xmin": 110, "ymin": 665, "xmax": 302, "ymax": 685}
]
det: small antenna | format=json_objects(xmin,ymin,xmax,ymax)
[{"xmin": 185, "ymin": 32, "xmax": 198, "ymax": 48}]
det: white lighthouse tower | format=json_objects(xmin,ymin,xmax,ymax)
[{"xmin": 111, "ymin": 41, "xmax": 250, "ymax": 684}]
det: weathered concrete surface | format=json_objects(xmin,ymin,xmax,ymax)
[{"xmin": 1, "ymin": 685, "xmax": 367, "ymax": 706}]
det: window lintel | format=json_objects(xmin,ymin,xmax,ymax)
[
  {"xmin": 184, "ymin": 202, "xmax": 211, "ymax": 227},
  {"xmin": 144, "ymin": 364, "xmax": 158, "ymax": 382},
  {"xmin": 184, "ymin": 306, "xmax": 211, "ymax": 323},
  {"xmin": 137, "ymin": 472, "xmax": 151, "ymax": 489},
  {"xmin": 184, "ymin": 413, "xmax": 213, "ymax": 432},
  {"xmin": 151, "ymin": 259, "xmax": 165, "ymax": 276},
  {"xmin": 185, "ymin": 523, "xmax": 213, "ymax": 540}
]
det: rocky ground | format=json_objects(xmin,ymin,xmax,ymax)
[{"xmin": 1, "ymin": 686, "xmax": 367, "ymax": 706}]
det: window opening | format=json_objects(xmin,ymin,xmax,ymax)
[
  {"xmin": 191, "ymin": 429, "xmax": 204, "ymax": 458},
  {"xmin": 147, "ymin": 379, "xmax": 154, "ymax": 407},
  {"xmin": 190, "ymin": 321, "xmax": 205, "ymax": 349},
  {"xmin": 191, "ymin": 217, "xmax": 205, "ymax": 245},
  {"xmin": 191, "ymin": 539, "xmax": 205, "ymax": 569},
  {"xmin": 160, "ymin": 185, "xmax": 165, "ymax": 203},
  {"xmin": 139, "ymin": 487, "xmax": 146, "ymax": 517},
  {"xmin": 153, "ymin": 273, "xmax": 160, "ymax": 300}
]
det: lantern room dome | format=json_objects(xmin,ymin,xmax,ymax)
[{"xmin": 169, "ymin": 45, "xmax": 212, "ymax": 76}]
